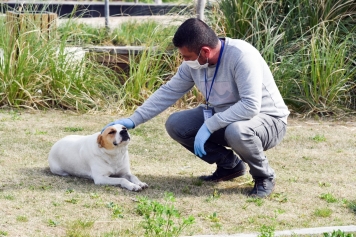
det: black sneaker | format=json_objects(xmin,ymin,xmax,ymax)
[
  {"xmin": 200, "ymin": 161, "xmax": 246, "ymax": 182},
  {"xmin": 248, "ymin": 177, "xmax": 275, "ymax": 198}
]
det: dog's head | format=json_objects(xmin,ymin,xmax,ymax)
[{"xmin": 97, "ymin": 124, "xmax": 130, "ymax": 149}]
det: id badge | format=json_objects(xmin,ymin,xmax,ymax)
[{"xmin": 203, "ymin": 108, "xmax": 213, "ymax": 121}]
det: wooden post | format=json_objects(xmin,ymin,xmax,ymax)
[{"xmin": 5, "ymin": 11, "xmax": 57, "ymax": 62}]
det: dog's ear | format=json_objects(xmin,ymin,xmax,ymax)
[{"xmin": 97, "ymin": 134, "xmax": 104, "ymax": 148}]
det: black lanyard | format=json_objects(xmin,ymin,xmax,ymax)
[{"xmin": 204, "ymin": 39, "xmax": 225, "ymax": 107}]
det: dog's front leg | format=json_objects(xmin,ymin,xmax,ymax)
[
  {"xmin": 125, "ymin": 174, "xmax": 148, "ymax": 189},
  {"xmin": 93, "ymin": 176, "xmax": 143, "ymax": 192}
]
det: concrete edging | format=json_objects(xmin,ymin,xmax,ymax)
[{"xmin": 183, "ymin": 225, "xmax": 356, "ymax": 237}]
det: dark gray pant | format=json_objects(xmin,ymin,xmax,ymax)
[{"xmin": 165, "ymin": 106, "xmax": 287, "ymax": 179}]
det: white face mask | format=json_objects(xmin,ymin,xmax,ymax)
[{"xmin": 184, "ymin": 50, "xmax": 209, "ymax": 70}]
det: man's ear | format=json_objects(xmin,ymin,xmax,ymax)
[{"xmin": 200, "ymin": 46, "xmax": 210, "ymax": 58}]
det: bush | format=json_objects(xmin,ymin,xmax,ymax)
[{"xmin": 216, "ymin": 0, "xmax": 356, "ymax": 115}]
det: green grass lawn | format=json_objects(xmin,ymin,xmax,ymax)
[{"xmin": 0, "ymin": 109, "xmax": 355, "ymax": 236}]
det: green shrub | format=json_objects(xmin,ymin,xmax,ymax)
[
  {"xmin": 136, "ymin": 192, "xmax": 195, "ymax": 237},
  {"xmin": 217, "ymin": 0, "xmax": 356, "ymax": 115}
]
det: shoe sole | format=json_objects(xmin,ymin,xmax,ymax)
[{"xmin": 200, "ymin": 168, "xmax": 246, "ymax": 182}]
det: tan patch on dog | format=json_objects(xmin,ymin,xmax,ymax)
[{"xmin": 97, "ymin": 127, "xmax": 117, "ymax": 149}]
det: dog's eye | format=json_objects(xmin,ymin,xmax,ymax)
[{"xmin": 108, "ymin": 130, "xmax": 116, "ymax": 135}]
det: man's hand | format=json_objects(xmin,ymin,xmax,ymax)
[
  {"xmin": 194, "ymin": 123, "xmax": 211, "ymax": 157},
  {"xmin": 101, "ymin": 118, "xmax": 135, "ymax": 133}
]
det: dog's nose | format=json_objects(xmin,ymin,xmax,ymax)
[{"xmin": 120, "ymin": 129, "xmax": 130, "ymax": 141}]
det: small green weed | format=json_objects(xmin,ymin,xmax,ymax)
[
  {"xmin": 323, "ymin": 229, "xmax": 354, "ymax": 237},
  {"xmin": 207, "ymin": 212, "xmax": 220, "ymax": 223},
  {"xmin": 89, "ymin": 192, "xmax": 100, "ymax": 199},
  {"xmin": 65, "ymin": 198, "xmax": 79, "ymax": 204},
  {"xmin": 311, "ymin": 134, "xmax": 326, "ymax": 142},
  {"xmin": 106, "ymin": 202, "xmax": 124, "ymax": 219},
  {"xmin": 270, "ymin": 193, "xmax": 288, "ymax": 203},
  {"xmin": 320, "ymin": 193, "xmax": 338, "ymax": 203},
  {"xmin": 314, "ymin": 207, "xmax": 333, "ymax": 217},
  {"xmin": 65, "ymin": 219, "xmax": 94, "ymax": 236},
  {"xmin": 136, "ymin": 192, "xmax": 195, "ymax": 237},
  {"xmin": 64, "ymin": 127, "xmax": 84, "ymax": 132},
  {"xmin": 258, "ymin": 224, "xmax": 275, "ymax": 237},
  {"xmin": 274, "ymin": 208, "xmax": 286, "ymax": 215},
  {"xmin": 205, "ymin": 189, "xmax": 221, "ymax": 202},
  {"xmin": 207, "ymin": 212, "xmax": 222, "ymax": 230},
  {"xmin": 3, "ymin": 194, "xmax": 14, "ymax": 200},
  {"xmin": 16, "ymin": 215, "xmax": 28, "ymax": 222},
  {"xmin": 34, "ymin": 130, "xmax": 48, "ymax": 135},
  {"xmin": 0, "ymin": 230, "xmax": 8, "ymax": 236},
  {"xmin": 48, "ymin": 219, "xmax": 59, "ymax": 227},
  {"xmin": 65, "ymin": 188, "xmax": 75, "ymax": 194},
  {"xmin": 246, "ymin": 197, "xmax": 264, "ymax": 206},
  {"xmin": 344, "ymin": 199, "xmax": 356, "ymax": 214},
  {"xmin": 74, "ymin": 220, "xmax": 94, "ymax": 228}
]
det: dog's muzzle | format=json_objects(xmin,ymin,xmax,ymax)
[
  {"xmin": 112, "ymin": 129, "xmax": 130, "ymax": 146},
  {"xmin": 120, "ymin": 129, "xmax": 130, "ymax": 141}
]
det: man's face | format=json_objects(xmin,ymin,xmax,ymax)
[{"xmin": 178, "ymin": 46, "xmax": 205, "ymax": 64}]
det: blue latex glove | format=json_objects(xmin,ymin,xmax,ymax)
[
  {"xmin": 194, "ymin": 123, "xmax": 211, "ymax": 157},
  {"xmin": 101, "ymin": 118, "xmax": 135, "ymax": 133}
]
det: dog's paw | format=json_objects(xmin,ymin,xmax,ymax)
[
  {"xmin": 126, "ymin": 183, "xmax": 143, "ymax": 192},
  {"xmin": 138, "ymin": 182, "xmax": 148, "ymax": 189}
]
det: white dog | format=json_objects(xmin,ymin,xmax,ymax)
[{"xmin": 48, "ymin": 124, "xmax": 148, "ymax": 191}]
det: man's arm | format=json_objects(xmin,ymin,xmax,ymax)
[{"xmin": 129, "ymin": 65, "xmax": 195, "ymax": 127}]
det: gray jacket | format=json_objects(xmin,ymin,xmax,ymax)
[{"xmin": 129, "ymin": 37, "xmax": 290, "ymax": 133}]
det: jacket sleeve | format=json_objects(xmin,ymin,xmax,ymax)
[{"xmin": 129, "ymin": 64, "xmax": 195, "ymax": 126}]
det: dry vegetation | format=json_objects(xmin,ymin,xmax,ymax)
[{"xmin": 0, "ymin": 109, "xmax": 355, "ymax": 236}]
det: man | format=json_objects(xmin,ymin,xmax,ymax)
[{"xmin": 103, "ymin": 18, "xmax": 290, "ymax": 198}]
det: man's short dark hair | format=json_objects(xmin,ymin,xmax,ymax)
[{"xmin": 172, "ymin": 18, "xmax": 219, "ymax": 54}]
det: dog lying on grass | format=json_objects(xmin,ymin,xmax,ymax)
[{"xmin": 48, "ymin": 124, "xmax": 148, "ymax": 191}]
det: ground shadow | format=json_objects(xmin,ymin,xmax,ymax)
[{"xmin": 6, "ymin": 167, "xmax": 253, "ymax": 199}]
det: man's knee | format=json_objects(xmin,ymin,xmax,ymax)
[
  {"xmin": 165, "ymin": 112, "xmax": 179, "ymax": 138},
  {"xmin": 225, "ymin": 122, "xmax": 251, "ymax": 143}
]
